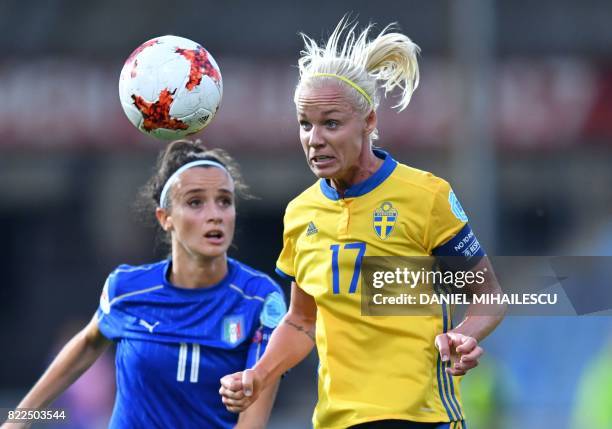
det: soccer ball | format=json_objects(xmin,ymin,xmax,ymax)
[{"xmin": 119, "ymin": 35, "xmax": 223, "ymax": 140}]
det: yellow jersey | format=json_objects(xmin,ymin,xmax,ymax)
[{"xmin": 276, "ymin": 150, "xmax": 482, "ymax": 429}]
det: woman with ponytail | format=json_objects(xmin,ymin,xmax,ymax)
[{"xmin": 220, "ymin": 18, "xmax": 505, "ymax": 429}]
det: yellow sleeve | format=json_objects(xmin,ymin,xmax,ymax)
[
  {"xmin": 424, "ymin": 179, "xmax": 468, "ymax": 254},
  {"xmin": 275, "ymin": 208, "xmax": 297, "ymax": 280}
]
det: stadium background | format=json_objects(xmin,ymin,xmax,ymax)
[{"xmin": 1, "ymin": 0, "xmax": 611, "ymax": 428}]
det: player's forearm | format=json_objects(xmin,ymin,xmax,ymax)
[
  {"xmin": 452, "ymin": 256, "xmax": 506, "ymax": 341},
  {"xmin": 17, "ymin": 323, "xmax": 110, "ymax": 409},
  {"xmin": 253, "ymin": 316, "xmax": 315, "ymax": 386},
  {"xmin": 451, "ymin": 309, "xmax": 505, "ymax": 343},
  {"xmin": 235, "ymin": 379, "xmax": 280, "ymax": 429}
]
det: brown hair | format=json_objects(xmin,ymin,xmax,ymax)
[{"xmin": 136, "ymin": 139, "xmax": 251, "ymax": 248}]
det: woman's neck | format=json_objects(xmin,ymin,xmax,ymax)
[
  {"xmin": 331, "ymin": 147, "xmax": 383, "ymax": 195},
  {"xmin": 169, "ymin": 252, "xmax": 228, "ymax": 289}
]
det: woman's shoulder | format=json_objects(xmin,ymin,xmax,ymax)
[
  {"xmin": 284, "ymin": 181, "xmax": 325, "ymax": 211},
  {"xmin": 391, "ymin": 161, "xmax": 452, "ymax": 194},
  {"xmin": 104, "ymin": 260, "xmax": 167, "ymax": 297},
  {"xmin": 229, "ymin": 259, "xmax": 284, "ymax": 299}
]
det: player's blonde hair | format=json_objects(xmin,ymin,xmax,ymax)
[{"xmin": 295, "ymin": 17, "xmax": 420, "ymax": 139}]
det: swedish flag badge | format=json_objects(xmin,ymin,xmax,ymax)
[{"xmin": 373, "ymin": 201, "xmax": 398, "ymax": 240}]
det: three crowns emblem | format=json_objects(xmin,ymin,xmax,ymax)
[{"xmin": 373, "ymin": 202, "xmax": 398, "ymax": 240}]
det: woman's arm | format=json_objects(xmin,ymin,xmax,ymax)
[
  {"xmin": 451, "ymin": 256, "xmax": 506, "ymax": 341},
  {"xmin": 234, "ymin": 379, "xmax": 280, "ymax": 429},
  {"xmin": 220, "ymin": 282, "xmax": 317, "ymax": 413},
  {"xmin": 2, "ymin": 314, "xmax": 112, "ymax": 428},
  {"xmin": 435, "ymin": 256, "xmax": 506, "ymax": 375}
]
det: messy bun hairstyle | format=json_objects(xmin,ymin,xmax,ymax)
[{"xmin": 295, "ymin": 17, "xmax": 420, "ymax": 139}]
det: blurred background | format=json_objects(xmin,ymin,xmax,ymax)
[{"xmin": 1, "ymin": 0, "xmax": 611, "ymax": 428}]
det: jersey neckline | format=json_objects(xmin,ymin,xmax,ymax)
[
  {"xmin": 319, "ymin": 149, "xmax": 397, "ymax": 201},
  {"xmin": 161, "ymin": 258, "xmax": 238, "ymax": 294}
]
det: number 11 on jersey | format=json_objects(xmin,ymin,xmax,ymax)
[
  {"xmin": 177, "ymin": 343, "xmax": 200, "ymax": 383},
  {"xmin": 330, "ymin": 242, "xmax": 366, "ymax": 294}
]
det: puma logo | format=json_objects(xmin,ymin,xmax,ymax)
[{"xmin": 139, "ymin": 319, "xmax": 160, "ymax": 333}]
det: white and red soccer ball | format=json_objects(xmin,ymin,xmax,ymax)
[{"xmin": 119, "ymin": 35, "xmax": 223, "ymax": 140}]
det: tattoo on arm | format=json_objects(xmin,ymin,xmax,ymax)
[{"xmin": 284, "ymin": 319, "xmax": 316, "ymax": 342}]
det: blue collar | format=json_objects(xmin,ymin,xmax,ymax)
[{"xmin": 319, "ymin": 149, "xmax": 397, "ymax": 201}]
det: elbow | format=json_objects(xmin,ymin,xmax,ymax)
[
  {"xmin": 81, "ymin": 323, "xmax": 110, "ymax": 353},
  {"xmin": 284, "ymin": 305, "xmax": 316, "ymax": 328}
]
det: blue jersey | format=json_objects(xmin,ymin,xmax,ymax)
[{"xmin": 96, "ymin": 258, "xmax": 286, "ymax": 429}]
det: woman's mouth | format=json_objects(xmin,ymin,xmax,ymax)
[
  {"xmin": 311, "ymin": 155, "xmax": 336, "ymax": 168},
  {"xmin": 204, "ymin": 230, "xmax": 225, "ymax": 244}
]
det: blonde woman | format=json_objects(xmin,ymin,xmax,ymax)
[{"xmin": 220, "ymin": 18, "xmax": 505, "ymax": 429}]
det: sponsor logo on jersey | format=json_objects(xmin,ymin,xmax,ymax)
[
  {"xmin": 373, "ymin": 201, "xmax": 398, "ymax": 240},
  {"xmin": 222, "ymin": 315, "xmax": 245, "ymax": 345},
  {"xmin": 305, "ymin": 221, "xmax": 319, "ymax": 236},
  {"xmin": 449, "ymin": 190, "xmax": 468, "ymax": 222},
  {"xmin": 138, "ymin": 319, "xmax": 160, "ymax": 333}
]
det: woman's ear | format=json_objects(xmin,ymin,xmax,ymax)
[
  {"xmin": 365, "ymin": 109, "xmax": 377, "ymax": 136},
  {"xmin": 155, "ymin": 207, "xmax": 173, "ymax": 232}
]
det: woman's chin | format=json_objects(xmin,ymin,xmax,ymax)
[
  {"xmin": 310, "ymin": 164, "xmax": 338, "ymax": 179},
  {"xmin": 195, "ymin": 246, "xmax": 229, "ymax": 260}
]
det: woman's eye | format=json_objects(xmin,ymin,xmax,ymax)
[
  {"xmin": 188, "ymin": 199, "xmax": 202, "ymax": 207},
  {"xmin": 326, "ymin": 120, "xmax": 339, "ymax": 129},
  {"xmin": 300, "ymin": 121, "xmax": 312, "ymax": 131},
  {"xmin": 219, "ymin": 198, "xmax": 233, "ymax": 207}
]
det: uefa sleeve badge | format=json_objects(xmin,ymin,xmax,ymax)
[
  {"xmin": 100, "ymin": 278, "xmax": 111, "ymax": 315},
  {"xmin": 449, "ymin": 190, "xmax": 468, "ymax": 222},
  {"xmin": 260, "ymin": 292, "xmax": 287, "ymax": 328}
]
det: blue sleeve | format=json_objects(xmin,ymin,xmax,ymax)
[
  {"xmin": 246, "ymin": 289, "xmax": 287, "ymax": 368},
  {"xmin": 432, "ymin": 223, "xmax": 485, "ymax": 271},
  {"xmin": 96, "ymin": 270, "xmax": 123, "ymax": 341}
]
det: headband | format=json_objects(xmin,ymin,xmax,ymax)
[
  {"xmin": 159, "ymin": 159, "xmax": 228, "ymax": 208},
  {"xmin": 311, "ymin": 73, "xmax": 373, "ymax": 106}
]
